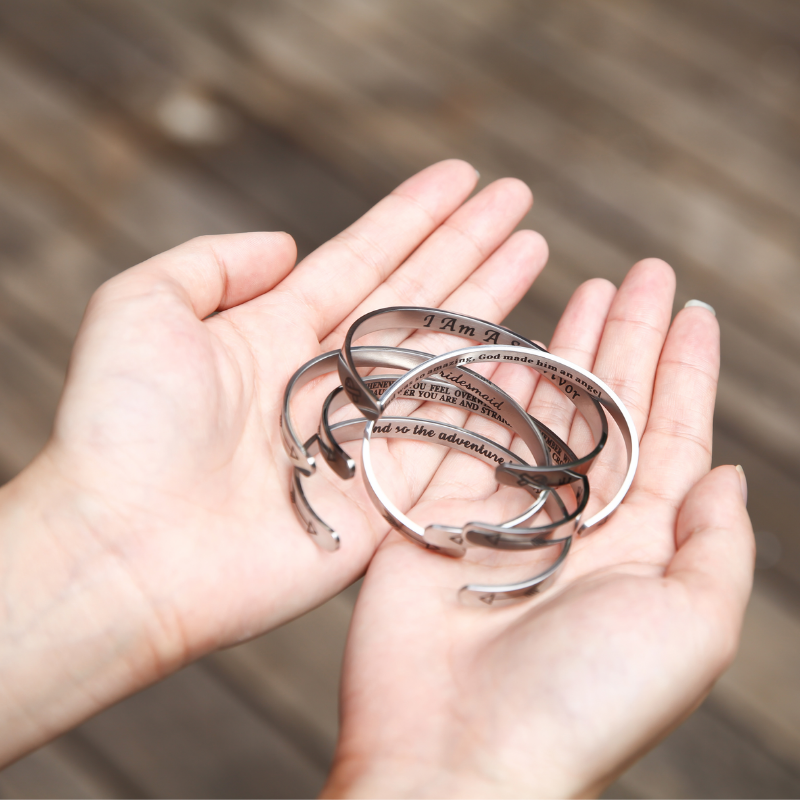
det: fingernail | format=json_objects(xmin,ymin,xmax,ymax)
[
  {"xmin": 474, "ymin": 168, "xmax": 481, "ymax": 180},
  {"xmin": 684, "ymin": 299, "xmax": 716, "ymax": 316},
  {"xmin": 736, "ymin": 464, "xmax": 748, "ymax": 506}
]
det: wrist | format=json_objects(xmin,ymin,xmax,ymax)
[
  {"xmin": 322, "ymin": 751, "xmax": 552, "ymax": 799},
  {"xmin": 0, "ymin": 450, "xmax": 184, "ymax": 765}
]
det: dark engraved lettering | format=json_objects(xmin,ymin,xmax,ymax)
[
  {"xmin": 438, "ymin": 370, "xmax": 504, "ymax": 410},
  {"xmin": 483, "ymin": 330, "xmax": 500, "ymax": 344},
  {"xmin": 422, "ymin": 313, "xmax": 435, "ymax": 327},
  {"xmin": 478, "ymin": 406, "xmax": 510, "ymax": 426},
  {"xmin": 412, "ymin": 424, "xmax": 436, "ymax": 438},
  {"xmin": 479, "ymin": 593, "xmax": 496, "ymax": 605},
  {"xmin": 439, "ymin": 317, "xmax": 456, "ymax": 332},
  {"xmin": 458, "ymin": 324, "xmax": 476, "ymax": 337},
  {"xmin": 437, "ymin": 432, "xmax": 504, "ymax": 463}
]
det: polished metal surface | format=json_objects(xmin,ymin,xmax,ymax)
[
  {"xmin": 281, "ymin": 345, "xmax": 462, "ymax": 476},
  {"xmin": 373, "ymin": 344, "xmax": 638, "ymax": 533},
  {"xmin": 337, "ymin": 306, "xmax": 545, "ymax": 419},
  {"xmin": 291, "ymin": 416, "xmax": 549, "ymax": 554},
  {"xmin": 292, "ymin": 416, "xmax": 572, "ymax": 603},
  {"xmin": 284, "ymin": 309, "xmax": 638, "ymax": 607}
]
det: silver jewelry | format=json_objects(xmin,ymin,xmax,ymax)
[
  {"xmin": 319, "ymin": 359, "xmax": 581, "ymax": 484},
  {"xmin": 291, "ymin": 418, "xmax": 573, "ymax": 603},
  {"xmin": 371, "ymin": 344, "xmax": 638, "ymax": 534},
  {"xmin": 282, "ymin": 345, "xmax": 479, "ymax": 476},
  {"xmin": 337, "ymin": 306, "xmax": 545, "ymax": 421}
]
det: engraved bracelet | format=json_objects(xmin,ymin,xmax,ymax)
[
  {"xmin": 321, "ymin": 375, "xmax": 586, "ymax": 550},
  {"xmin": 290, "ymin": 419, "xmax": 572, "ymax": 604},
  {"xmin": 284, "ymin": 346, "xmax": 559, "ymax": 482},
  {"xmin": 370, "ymin": 344, "xmax": 638, "ymax": 533},
  {"xmin": 337, "ymin": 306, "xmax": 545, "ymax": 421},
  {"xmin": 337, "ymin": 308, "xmax": 609, "ymax": 486}
]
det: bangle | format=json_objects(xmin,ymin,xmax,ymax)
[
  {"xmin": 324, "ymin": 375, "xmax": 588, "ymax": 555},
  {"xmin": 320, "ymin": 360, "xmax": 578, "ymax": 483},
  {"xmin": 371, "ymin": 344, "xmax": 638, "ymax": 533},
  {"xmin": 291, "ymin": 417, "xmax": 549, "ymax": 555},
  {"xmin": 282, "ymin": 345, "xmax": 481, "ymax": 476},
  {"xmin": 337, "ymin": 306, "xmax": 546, "ymax": 421},
  {"xmin": 291, "ymin": 417, "xmax": 572, "ymax": 603}
]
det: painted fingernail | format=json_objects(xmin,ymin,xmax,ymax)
[
  {"xmin": 474, "ymin": 168, "xmax": 481, "ymax": 179},
  {"xmin": 736, "ymin": 464, "xmax": 748, "ymax": 506},
  {"xmin": 684, "ymin": 299, "xmax": 716, "ymax": 316}
]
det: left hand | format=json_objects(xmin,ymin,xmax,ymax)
[{"xmin": 323, "ymin": 260, "xmax": 755, "ymax": 798}]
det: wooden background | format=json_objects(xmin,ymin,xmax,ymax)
[{"xmin": 0, "ymin": 0, "xmax": 799, "ymax": 796}]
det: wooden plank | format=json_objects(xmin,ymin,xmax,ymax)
[
  {"xmin": 0, "ymin": 733, "xmax": 143, "ymax": 799},
  {"xmin": 605, "ymin": 695, "xmax": 800, "ymax": 799},
  {"xmin": 221, "ymin": 0, "xmax": 800, "ymax": 481},
  {"xmin": 71, "ymin": 662, "xmax": 327, "ymax": 798},
  {"xmin": 0, "ymin": 0, "xmax": 373, "ymax": 260}
]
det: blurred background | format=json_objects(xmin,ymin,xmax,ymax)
[{"xmin": 0, "ymin": 0, "xmax": 798, "ymax": 796}]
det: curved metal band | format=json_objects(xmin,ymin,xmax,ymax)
[
  {"xmin": 337, "ymin": 307, "xmax": 546, "ymax": 421},
  {"xmin": 373, "ymin": 344, "xmax": 638, "ymax": 534},
  {"xmin": 456, "ymin": 536, "xmax": 572, "ymax": 608},
  {"xmin": 285, "ymin": 346, "xmax": 563, "ymax": 483},
  {"xmin": 325, "ymin": 375, "xmax": 588, "ymax": 551},
  {"xmin": 337, "ymin": 309, "xmax": 608, "ymax": 486},
  {"xmin": 424, "ymin": 472, "xmax": 589, "ymax": 555},
  {"xmin": 290, "ymin": 417, "xmax": 549, "ymax": 554},
  {"xmin": 360, "ymin": 417, "xmax": 586, "ymax": 554},
  {"xmin": 319, "ymin": 368, "xmax": 579, "ymax": 482},
  {"xmin": 282, "ymin": 345, "xmax": 484, "ymax": 476},
  {"xmin": 291, "ymin": 417, "xmax": 572, "ymax": 604}
]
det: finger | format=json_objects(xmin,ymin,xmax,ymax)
[
  {"xmin": 105, "ymin": 232, "xmax": 298, "ymax": 319},
  {"xmin": 590, "ymin": 259, "xmax": 676, "ymax": 434},
  {"xmin": 523, "ymin": 278, "xmax": 617, "ymax": 443},
  {"xmin": 273, "ymin": 159, "xmax": 479, "ymax": 340},
  {"xmin": 667, "ymin": 465, "xmax": 755, "ymax": 664},
  {"xmin": 319, "ymin": 178, "xmax": 534, "ymax": 349},
  {"xmin": 398, "ymin": 227, "xmax": 548, "ymax": 358},
  {"xmin": 630, "ymin": 303, "xmax": 720, "ymax": 508}
]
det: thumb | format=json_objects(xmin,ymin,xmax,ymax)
[
  {"xmin": 667, "ymin": 465, "xmax": 755, "ymax": 661},
  {"xmin": 103, "ymin": 232, "xmax": 298, "ymax": 320}
]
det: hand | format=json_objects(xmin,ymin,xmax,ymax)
[
  {"xmin": 324, "ymin": 261, "xmax": 755, "ymax": 798},
  {"xmin": 0, "ymin": 160, "xmax": 551, "ymax": 763}
]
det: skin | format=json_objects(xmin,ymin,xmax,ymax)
[
  {"xmin": 0, "ymin": 160, "xmax": 753, "ymax": 796},
  {"xmin": 323, "ymin": 256, "xmax": 754, "ymax": 797}
]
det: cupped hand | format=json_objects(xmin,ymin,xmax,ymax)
[
  {"xmin": 0, "ymin": 160, "xmax": 559, "ymax": 763},
  {"xmin": 323, "ymin": 260, "xmax": 755, "ymax": 798}
]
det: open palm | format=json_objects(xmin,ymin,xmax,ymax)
[
  {"xmin": 324, "ymin": 261, "xmax": 755, "ymax": 798},
  {"xmin": 37, "ymin": 160, "xmax": 553, "ymax": 677}
]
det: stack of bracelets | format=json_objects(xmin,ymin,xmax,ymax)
[{"xmin": 281, "ymin": 307, "xmax": 639, "ymax": 607}]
